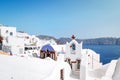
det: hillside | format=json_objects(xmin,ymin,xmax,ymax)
[{"xmin": 37, "ymin": 35, "xmax": 120, "ymax": 45}]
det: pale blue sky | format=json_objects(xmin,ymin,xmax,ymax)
[{"xmin": 0, "ymin": 0, "xmax": 120, "ymax": 39}]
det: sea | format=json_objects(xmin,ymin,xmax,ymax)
[{"xmin": 83, "ymin": 45, "xmax": 120, "ymax": 64}]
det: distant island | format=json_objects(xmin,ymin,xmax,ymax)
[{"xmin": 37, "ymin": 35, "xmax": 120, "ymax": 45}]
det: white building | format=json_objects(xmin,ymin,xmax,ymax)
[
  {"xmin": 39, "ymin": 35, "xmax": 102, "ymax": 80},
  {"xmin": 0, "ymin": 24, "xmax": 16, "ymax": 39},
  {"xmin": 39, "ymin": 39, "xmax": 57, "ymax": 46},
  {"xmin": 82, "ymin": 49, "xmax": 102, "ymax": 70},
  {"xmin": 0, "ymin": 25, "xmax": 103, "ymax": 80},
  {"xmin": 0, "ymin": 25, "xmax": 24, "ymax": 55},
  {"xmin": 0, "ymin": 25, "xmax": 41, "ymax": 56},
  {"xmin": 0, "ymin": 54, "xmax": 72, "ymax": 80},
  {"xmin": 16, "ymin": 31, "xmax": 42, "ymax": 57},
  {"xmin": 64, "ymin": 35, "xmax": 101, "ymax": 80}
]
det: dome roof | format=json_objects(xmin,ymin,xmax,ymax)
[{"xmin": 41, "ymin": 44, "xmax": 55, "ymax": 52}]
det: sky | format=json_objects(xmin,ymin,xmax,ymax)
[{"xmin": 0, "ymin": 0, "xmax": 120, "ymax": 39}]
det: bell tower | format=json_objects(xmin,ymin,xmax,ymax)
[{"xmin": 71, "ymin": 35, "xmax": 75, "ymax": 40}]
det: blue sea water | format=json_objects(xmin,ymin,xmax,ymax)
[{"xmin": 83, "ymin": 45, "xmax": 120, "ymax": 64}]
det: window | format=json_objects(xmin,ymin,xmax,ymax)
[
  {"xmin": 6, "ymin": 30, "xmax": 8, "ymax": 33},
  {"xmin": 25, "ymin": 47, "xmax": 28, "ymax": 51},
  {"xmin": 10, "ymin": 32, "xmax": 13, "ymax": 36}
]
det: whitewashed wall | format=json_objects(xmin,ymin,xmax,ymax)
[
  {"xmin": 0, "ymin": 26, "xmax": 16, "ymax": 38},
  {"xmin": 44, "ymin": 62, "xmax": 71, "ymax": 80},
  {"xmin": 83, "ymin": 49, "xmax": 102, "ymax": 70},
  {"xmin": 65, "ymin": 41, "xmax": 82, "ymax": 61},
  {"xmin": 101, "ymin": 60, "xmax": 117, "ymax": 80},
  {"xmin": 7, "ymin": 37, "xmax": 24, "ymax": 54}
]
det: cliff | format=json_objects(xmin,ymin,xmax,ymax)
[
  {"xmin": 57, "ymin": 37, "xmax": 120, "ymax": 45},
  {"xmin": 37, "ymin": 35, "xmax": 120, "ymax": 45}
]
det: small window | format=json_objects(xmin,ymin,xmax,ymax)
[
  {"xmin": 6, "ymin": 30, "xmax": 8, "ymax": 33},
  {"xmin": 25, "ymin": 47, "xmax": 28, "ymax": 51},
  {"xmin": 29, "ymin": 47, "xmax": 32, "ymax": 50},
  {"xmin": 10, "ymin": 32, "xmax": 13, "ymax": 36}
]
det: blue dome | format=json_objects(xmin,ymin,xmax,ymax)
[{"xmin": 41, "ymin": 44, "xmax": 54, "ymax": 52}]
